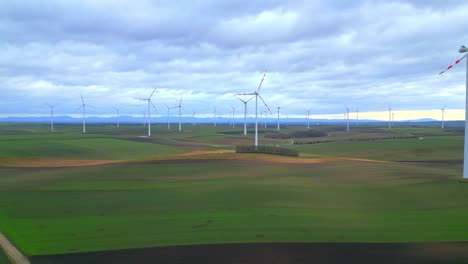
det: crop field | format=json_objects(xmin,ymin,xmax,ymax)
[{"xmin": 0, "ymin": 123, "xmax": 468, "ymax": 263}]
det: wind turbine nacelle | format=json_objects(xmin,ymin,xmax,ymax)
[{"xmin": 459, "ymin": 45, "xmax": 468, "ymax": 53}]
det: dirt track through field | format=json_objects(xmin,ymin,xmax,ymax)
[
  {"xmin": 0, "ymin": 231, "xmax": 30, "ymax": 264},
  {"xmin": 0, "ymin": 150, "xmax": 389, "ymax": 168}
]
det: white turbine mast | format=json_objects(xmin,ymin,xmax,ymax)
[
  {"xmin": 135, "ymin": 88, "xmax": 157, "ymax": 137},
  {"xmin": 213, "ymin": 106, "xmax": 217, "ymax": 127},
  {"xmin": 237, "ymin": 72, "xmax": 271, "ymax": 147},
  {"xmin": 236, "ymin": 96, "xmax": 254, "ymax": 136},
  {"xmin": 230, "ymin": 105, "xmax": 237, "ymax": 128},
  {"xmin": 441, "ymin": 105, "xmax": 446, "ymax": 129},
  {"xmin": 113, "ymin": 106, "xmax": 120, "ymax": 128},
  {"xmin": 388, "ymin": 105, "xmax": 392, "ymax": 129},
  {"xmin": 164, "ymin": 104, "xmax": 171, "ymax": 130},
  {"xmin": 192, "ymin": 110, "xmax": 196, "ymax": 126},
  {"xmin": 345, "ymin": 105, "xmax": 350, "ymax": 132},
  {"xmin": 46, "ymin": 103, "xmax": 57, "ymax": 132},
  {"xmin": 76, "ymin": 95, "xmax": 95, "ymax": 134},
  {"xmin": 142, "ymin": 111, "xmax": 147, "ymax": 127},
  {"xmin": 306, "ymin": 108, "xmax": 312, "ymax": 129},
  {"xmin": 174, "ymin": 98, "xmax": 183, "ymax": 132},
  {"xmin": 276, "ymin": 105, "xmax": 281, "ymax": 131}
]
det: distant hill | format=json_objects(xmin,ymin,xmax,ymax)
[{"xmin": 0, "ymin": 116, "xmax": 449, "ymax": 124}]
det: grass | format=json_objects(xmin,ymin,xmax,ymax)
[
  {"xmin": 0, "ymin": 134, "xmax": 182, "ymax": 160},
  {"xmin": 0, "ymin": 247, "xmax": 11, "ymax": 264},
  {"xmin": 290, "ymin": 136, "xmax": 463, "ymax": 161},
  {"xmin": 0, "ymin": 160, "xmax": 467, "ymax": 256},
  {"xmin": 0, "ymin": 123, "xmax": 467, "ymax": 257}
]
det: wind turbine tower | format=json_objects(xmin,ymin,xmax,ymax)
[
  {"xmin": 142, "ymin": 111, "xmax": 147, "ymax": 127},
  {"xmin": 306, "ymin": 108, "xmax": 311, "ymax": 129},
  {"xmin": 164, "ymin": 104, "xmax": 171, "ymax": 130},
  {"xmin": 135, "ymin": 88, "xmax": 157, "ymax": 137},
  {"xmin": 236, "ymin": 96, "xmax": 254, "ymax": 136},
  {"xmin": 76, "ymin": 95, "xmax": 95, "ymax": 134},
  {"xmin": 441, "ymin": 105, "xmax": 446, "ymax": 129},
  {"xmin": 46, "ymin": 103, "xmax": 57, "ymax": 132},
  {"xmin": 237, "ymin": 73, "xmax": 271, "ymax": 147},
  {"xmin": 213, "ymin": 106, "xmax": 217, "ymax": 127},
  {"xmin": 175, "ymin": 98, "xmax": 183, "ymax": 132},
  {"xmin": 230, "ymin": 105, "xmax": 237, "ymax": 128},
  {"xmin": 276, "ymin": 105, "xmax": 281, "ymax": 131},
  {"xmin": 388, "ymin": 105, "xmax": 392, "ymax": 129},
  {"xmin": 113, "ymin": 106, "xmax": 120, "ymax": 128},
  {"xmin": 346, "ymin": 106, "xmax": 350, "ymax": 132},
  {"xmin": 192, "ymin": 110, "xmax": 196, "ymax": 126}
]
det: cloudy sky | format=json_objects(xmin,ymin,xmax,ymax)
[{"xmin": 1, "ymin": 0, "xmax": 468, "ymax": 120}]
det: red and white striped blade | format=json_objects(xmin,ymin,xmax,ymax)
[
  {"xmin": 258, "ymin": 94, "xmax": 272, "ymax": 114},
  {"xmin": 439, "ymin": 54, "xmax": 468, "ymax": 75}
]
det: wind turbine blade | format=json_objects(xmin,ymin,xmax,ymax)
[
  {"xmin": 236, "ymin": 97, "xmax": 246, "ymax": 103},
  {"xmin": 149, "ymin": 88, "xmax": 157, "ymax": 99},
  {"xmin": 258, "ymin": 94, "xmax": 272, "ymax": 114},
  {"xmin": 80, "ymin": 94, "xmax": 84, "ymax": 104},
  {"xmin": 134, "ymin": 98, "xmax": 147, "ymax": 101},
  {"xmin": 236, "ymin": 93, "xmax": 256, "ymax": 96},
  {"xmin": 257, "ymin": 72, "xmax": 266, "ymax": 92},
  {"xmin": 75, "ymin": 105, "xmax": 84, "ymax": 112},
  {"xmin": 246, "ymin": 96, "xmax": 255, "ymax": 103},
  {"xmin": 87, "ymin": 105, "xmax": 96, "ymax": 109},
  {"xmin": 150, "ymin": 101, "xmax": 158, "ymax": 113},
  {"xmin": 46, "ymin": 103, "xmax": 51, "ymax": 107},
  {"xmin": 179, "ymin": 98, "xmax": 182, "ymax": 106}
]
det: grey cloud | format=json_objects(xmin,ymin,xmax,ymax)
[{"xmin": 1, "ymin": 0, "xmax": 468, "ymax": 117}]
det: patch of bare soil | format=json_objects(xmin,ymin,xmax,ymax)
[
  {"xmin": 0, "ymin": 151, "xmax": 386, "ymax": 168},
  {"xmin": 30, "ymin": 242, "xmax": 468, "ymax": 264}
]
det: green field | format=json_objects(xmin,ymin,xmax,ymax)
[
  {"xmin": 0, "ymin": 123, "xmax": 467, "ymax": 258},
  {"xmin": 291, "ymin": 136, "xmax": 463, "ymax": 161},
  {"xmin": 0, "ymin": 247, "xmax": 10, "ymax": 264}
]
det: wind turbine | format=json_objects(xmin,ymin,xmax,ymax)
[
  {"xmin": 439, "ymin": 45, "xmax": 468, "ymax": 178},
  {"xmin": 113, "ymin": 106, "xmax": 120, "ymax": 128},
  {"xmin": 213, "ymin": 106, "xmax": 217, "ymax": 127},
  {"xmin": 230, "ymin": 105, "xmax": 237, "ymax": 128},
  {"xmin": 345, "ymin": 105, "xmax": 350, "ymax": 132},
  {"xmin": 441, "ymin": 105, "xmax": 446, "ymax": 129},
  {"xmin": 276, "ymin": 105, "xmax": 281, "ymax": 131},
  {"xmin": 46, "ymin": 103, "xmax": 57, "ymax": 132},
  {"xmin": 76, "ymin": 95, "xmax": 95, "ymax": 134},
  {"xmin": 237, "ymin": 73, "xmax": 271, "ymax": 147},
  {"xmin": 142, "ymin": 111, "xmax": 147, "ymax": 127},
  {"xmin": 306, "ymin": 108, "xmax": 311, "ymax": 129},
  {"xmin": 236, "ymin": 96, "xmax": 254, "ymax": 136},
  {"xmin": 388, "ymin": 105, "xmax": 392, "ymax": 129},
  {"xmin": 135, "ymin": 88, "xmax": 157, "ymax": 137},
  {"xmin": 174, "ymin": 98, "xmax": 183, "ymax": 132},
  {"xmin": 192, "ymin": 110, "xmax": 196, "ymax": 126},
  {"xmin": 164, "ymin": 104, "xmax": 171, "ymax": 130}
]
